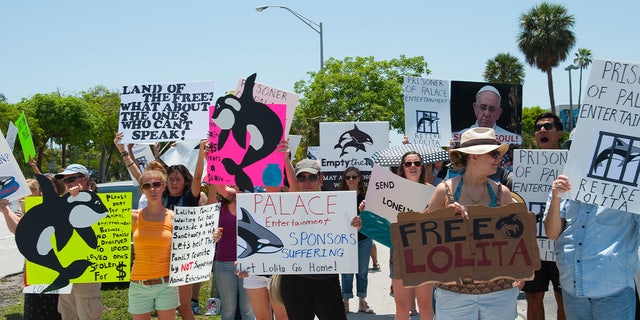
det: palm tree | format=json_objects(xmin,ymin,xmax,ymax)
[
  {"xmin": 574, "ymin": 48, "xmax": 593, "ymax": 108},
  {"xmin": 483, "ymin": 53, "xmax": 525, "ymax": 84},
  {"xmin": 518, "ymin": 2, "xmax": 576, "ymax": 114}
]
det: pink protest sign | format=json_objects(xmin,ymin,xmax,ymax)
[{"xmin": 208, "ymin": 74, "xmax": 286, "ymax": 191}]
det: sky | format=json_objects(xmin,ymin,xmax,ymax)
[{"xmin": 2, "ymin": 1, "xmax": 639, "ymax": 117}]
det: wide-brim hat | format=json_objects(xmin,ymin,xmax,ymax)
[{"xmin": 449, "ymin": 127, "xmax": 509, "ymax": 167}]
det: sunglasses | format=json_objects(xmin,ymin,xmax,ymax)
[
  {"xmin": 487, "ymin": 150, "xmax": 501, "ymax": 159},
  {"xmin": 141, "ymin": 181, "xmax": 164, "ymax": 190},
  {"xmin": 403, "ymin": 161, "xmax": 423, "ymax": 168},
  {"xmin": 296, "ymin": 174, "xmax": 318, "ymax": 182},
  {"xmin": 63, "ymin": 175, "xmax": 85, "ymax": 184},
  {"xmin": 533, "ymin": 123, "xmax": 555, "ymax": 131},
  {"xmin": 345, "ymin": 175, "xmax": 359, "ymax": 180}
]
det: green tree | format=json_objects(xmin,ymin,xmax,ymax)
[
  {"xmin": 574, "ymin": 48, "xmax": 593, "ymax": 108},
  {"xmin": 15, "ymin": 92, "xmax": 97, "ymax": 170},
  {"xmin": 518, "ymin": 2, "xmax": 576, "ymax": 114},
  {"xmin": 81, "ymin": 86, "xmax": 121, "ymax": 182},
  {"xmin": 483, "ymin": 53, "xmax": 525, "ymax": 84},
  {"xmin": 292, "ymin": 55, "xmax": 430, "ymax": 149}
]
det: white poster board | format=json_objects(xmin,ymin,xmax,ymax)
[
  {"xmin": 563, "ymin": 59, "xmax": 640, "ymax": 214},
  {"xmin": 364, "ymin": 164, "xmax": 435, "ymax": 223},
  {"xmin": 0, "ymin": 130, "xmax": 31, "ymax": 202},
  {"xmin": 512, "ymin": 149, "xmax": 568, "ymax": 261},
  {"xmin": 6, "ymin": 122, "xmax": 17, "ymax": 151},
  {"xmin": 236, "ymin": 191, "xmax": 358, "ymax": 274},
  {"xmin": 118, "ymin": 81, "xmax": 214, "ymax": 143},
  {"xmin": 403, "ymin": 76, "xmax": 450, "ymax": 147},
  {"xmin": 169, "ymin": 204, "xmax": 219, "ymax": 286},
  {"xmin": 319, "ymin": 121, "xmax": 389, "ymax": 172}
]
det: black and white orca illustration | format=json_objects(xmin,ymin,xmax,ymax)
[
  {"xmin": 237, "ymin": 207, "xmax": 283, "ymax": 258},
  {"xmin": 15, "ymin": 174, "xmax": 109, "ymax": 292},
  {"xmin": 211, "ymin": 73, "xmax": 284, "ymax": 192},
  {"xmin": 334, "ymin": 124, "xmax": 374, "ymax": 157}
]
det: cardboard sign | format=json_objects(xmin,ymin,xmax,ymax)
[
  {"xmin": 118, "ymin": 81, "xmax": 214, "ymax": 143},
  {"xmin": 390, "ymin": 203, "xmax": 540, "ymax": 287},
  {"xmin": 512, "ymin": 149, "xmax": 568, "ymax": 261},
  {"xmin": 169, "ymin": 204, "xmax": 219, "ymax": 286},
  {"xmin": 563, "ymin": 59, "xmax": 640, "ymax": 214},
  {"xmin": 403, "ymin": 76, "xmax": 451, "ymax": 147},
  {"xmin": 235, "ymin": 191, "xmax": 358, "ymax": 274}
]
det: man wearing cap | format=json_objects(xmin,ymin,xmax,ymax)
[
  {"xmin": 55, "ymin": 164, "xmax": 104, "ymax": 320},
  {"xmin": 522, "ymin": 112, "xmax": 566, "ymax": 320},
  {"xmin": 457, "ymin": 85, "xmax": 521, "ymax": 144},
  {"xmin": 278, "ymin": 158, "xmax": 348, "ymax": 320}
]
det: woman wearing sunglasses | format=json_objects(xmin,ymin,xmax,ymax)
[
  {"xmin": 114, "ymin": 133, "xmax": 208, "ymax": 318},
  {"xmin": 337, "ymin": 167, "xmax": 375, "ymax": 314},
  {"xmin": 389, "ymin": 151, "xmax": 436, "ymax": 320},
  {"xmin": 425, "ymin": 127, "xmax": 517, "ymax": 320},
  {"xmin": 128, "ymin": 161, "xmax": 179, "ymax": 319}
]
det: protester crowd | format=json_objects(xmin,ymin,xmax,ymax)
[{"xmin": 2, "ymin": 84, "xmax": 639, "ymax": 320}]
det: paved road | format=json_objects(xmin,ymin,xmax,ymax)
[{"xmin": 343, "ymin": 243, "xmax": 559, "ymax": 320}]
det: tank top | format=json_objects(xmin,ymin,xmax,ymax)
[{"xmin": 130, "ymin": 209, "xmax": 173, "ymax": 280}]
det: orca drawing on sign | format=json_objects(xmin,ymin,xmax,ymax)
[
  {"xmin": 211, "ymin": 73, "xmax": 284, "ymax": 192},
  {"xmin": 15, "ymin": 174, "xmax": 109, "ymax": 292},
  {"xmin": 237, "ymin": 207, "xmax": 283, "ymax": 258},
  {"xmin": 334, "ymin": 124, "xmax": 374, "ymax": 157},
  {"xmin": 416, "ymin": 110, "xmax": 440, "ymax": 134},
  {"xmin": 589, "ymin": 132, "xmax": 640, "ymax": 186}
]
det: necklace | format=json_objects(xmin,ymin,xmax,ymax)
[{"xmin": 461, "ymin": 181, "xmax": 487, "ymax": 204}]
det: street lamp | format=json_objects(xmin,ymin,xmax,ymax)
[
  {"xmin": 564, "ymin": 64, "xmax": 580, "ymax": 131},
  {"xmin": 256, "ymin": 5, "xmax": 324, "ymax": 70}
]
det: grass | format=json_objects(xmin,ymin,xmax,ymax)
[{"xmin": 0, "ymin": 277, "xmax": 222, "ymax": 320}]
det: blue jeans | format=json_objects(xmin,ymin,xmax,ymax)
[
  {"xmin": 562, "ymin": 287, "xmax": 635, "ymax": 320},
  {"xmin": 341, "ymin": 237, "xmax": 373, "ymax": 299},
  {"xmin": 214, "ymin": 261, "xmax": 254, "ymax": 320}
]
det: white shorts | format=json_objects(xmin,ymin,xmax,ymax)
[
  {"xmin": 434, "ymin": 287, "xmax": 518, "ymax": 320},
  {"xmin": 243, "ymin": 274, "xmax": 272, "ymax": 289}
]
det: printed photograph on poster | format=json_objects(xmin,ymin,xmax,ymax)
[
  {"xmin": 319, "ymin": 121, "xmax": 389, "ymax": 172},
  {"xmin": 235, "ymin": 191, "xmax": 358, "ymax": 274},
  {"xmin": 450, "ymin": 80, "xmax": 522, "ymax": 145},
  {"xmin": 403, "ymin": 76, "xmax": 451, "ymax": 147},
  {"xmin": 118, "ymin": 80, "xmax": 214, "ymax": 143},
  {"xmin": 563, "ymin": 59, "xmax": 640, "ymax": 214}
]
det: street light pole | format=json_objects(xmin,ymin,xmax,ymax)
[
  {"xmin": 564, "ymin": 64, "xmax": 579, "ymax": 131},
  {"xmin": 256, "ymin": 5, "xmax": 324, "ymax": 70}
]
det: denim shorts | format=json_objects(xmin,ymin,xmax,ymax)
[
  {"xmin": 128, "ymin": 281, "xmax": 179, "ymax": 314},
  {"xmin": 434, "ymin": 287, "xmax": 518, "ymax": 320}
]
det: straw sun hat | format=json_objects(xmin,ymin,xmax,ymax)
[{"xmin": 449, "ymin": 127, "xmax": 508, "ymax": 168}]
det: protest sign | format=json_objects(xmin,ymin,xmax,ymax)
[
  {"xmin": 390, "ymin": 203, "xmax": 540, "ymax": 286},
  {"xmin": 450, "ymin": 81, "xmax": 522, "ymax": 145},
  {"xmin": 288, "ymin": 135, "xmax": 302, "ymax": 161},
  {"xmin": 6, "ymin": 121, "xmax": 17, "ymax": 151},
  {"xmin": 208, "ymin": 103, "xmax": 285, "ymax": 189},
  {"xmin": 236, "ymin": 77, "xmax": 298, "ymax": 136},
  {"xmin": 319, "ymin": 121, "xmax": 388, "ymax": 190},
  {"xmin": 512, "ymin": 149, "xmax": 567, "ymax": 261},
  {"xmin": 14, "ymin": 112, "xmax": 36, "ymax": 162},
  {"xmin": 563, "ymin": 59, "xmax": 640, "ymax": 214},
  {"xmin": 0, "ymin": 130, "xmax": 30, "ymax": 202},
  {"xmin": 236, "ymin": 191, "xmax": 358, "ymax": 274},
  {"xmin": 24, "ymin": 191, "xmax": 131, "ymax": 289},
  {"xmin": 169, "ymin": 203, "xmax": 219, "ymax": 286},
  {"xmin": 118, "ymin": 81, "xmax": 214, "ymax": 143},
  {"xmin": 404, "ymin": 76, "xmax": 451, "ymax": 147}
]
